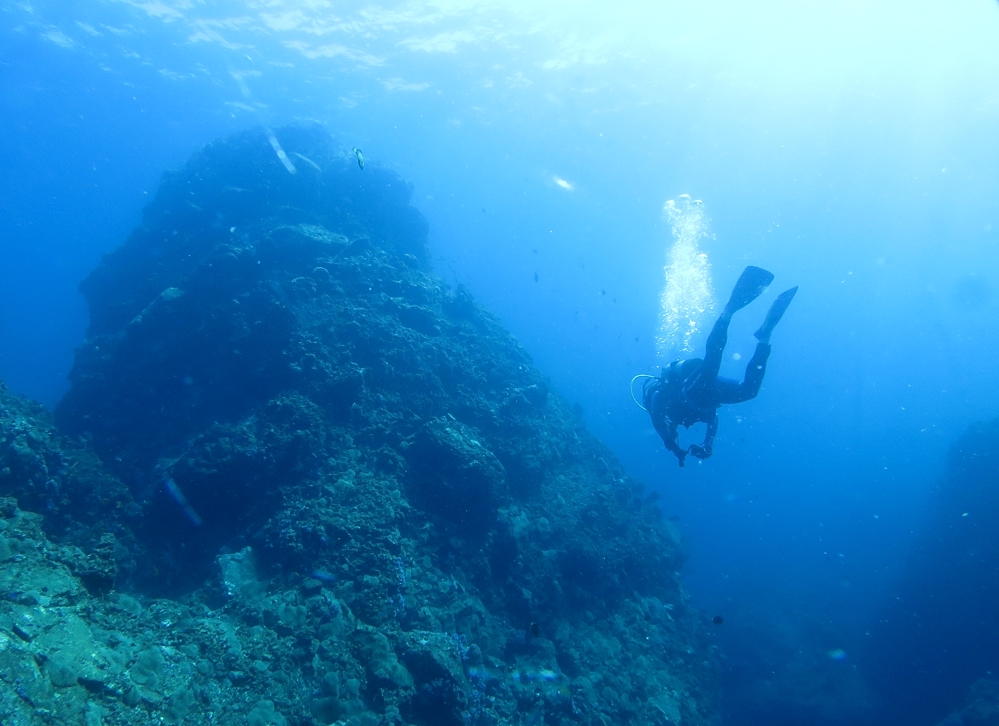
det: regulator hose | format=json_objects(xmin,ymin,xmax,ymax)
[{"xmin": 630, "ymin": 374, "xmax": 657, "ymax": 412}]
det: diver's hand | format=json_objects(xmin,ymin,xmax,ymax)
[{"xmin": 687, "ymin": 444, "xmax": 711, "ymax": 460}]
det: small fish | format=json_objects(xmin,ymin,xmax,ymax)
[
  {"xmin": 351, "ymin": 147, "xmax": 365, "ymax": 170},
  {"xmin": 533, "ymin": 272, "xmax": 539, "ymax": 283},
  {"xmin": 712, "ymin": 615, "xmax": 724, "ymax": 625}
]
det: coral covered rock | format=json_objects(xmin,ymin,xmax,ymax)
[
  {"xmin": 33, "ymin": 123, "xmax": 718, "ymax": 725},
  {"xmin": 0, "ymin": 381, "xmax": 134, "ymax": 590}
]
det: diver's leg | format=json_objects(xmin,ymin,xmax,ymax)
[
  {"xmin": 716, "ymin": 342, "xmax": 771, "ymax": 404},
  {"xmin": 690, "ymin": 311, "xmax": 731, "ymax": 395},
  {"xmin": 713, "ymin": 377, "xmax": 743, "ymax": 404},
  {"xmin": 690, "ymin": 269, "xmax": 771, "ymax": 397},
  {"xmin": 743, "ymin": 342, "xmax": 771, "ymax": 397}
]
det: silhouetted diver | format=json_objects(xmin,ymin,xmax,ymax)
[{"xmin": 636, "ymin": 266, "xmax": 797, "ymax": 467}]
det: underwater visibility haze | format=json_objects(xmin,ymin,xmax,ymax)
[{"xmin": 2, "ymin": 1, "xmax": 999, "ymax": 725}]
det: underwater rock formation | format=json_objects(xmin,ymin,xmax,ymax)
[
  {"xmin": 934, "ymin": 677, "xmax": 999, "ymax": 726},
  {"xmin": 2, "ymin": 123, "xmax": 717, "ymax": 726},
  {"xmin": 867, "ymin": 418, "xmax": 999, "ymax": 726},
  {"xmin": 0, "ymin": 382, "xmax": 134, "ymax": 592}
]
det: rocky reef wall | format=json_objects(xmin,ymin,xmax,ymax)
[{"xmin": 2, "ymin": 124, "xmax": 717, "ymax": 726}]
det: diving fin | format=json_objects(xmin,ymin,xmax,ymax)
[
  {"xmin": 724, "ymin": 266, "xmax": 775, "ymax": 314},
  {"xmin": 754, "ymin": 286, "xmax": 798, "ymax": 343}
]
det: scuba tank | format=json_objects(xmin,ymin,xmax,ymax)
[{"xmin": 630, "ymin": 359, "xmax": 701, "ymax": 412}]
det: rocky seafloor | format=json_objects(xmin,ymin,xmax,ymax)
[{"xmin": 0, "ymin": 124, "xmax": 718, "ymax": 726}]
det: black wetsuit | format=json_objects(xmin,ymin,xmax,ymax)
[{"xmin": 644, "ymin": 311, "xmax": 771, "ymax": 466}]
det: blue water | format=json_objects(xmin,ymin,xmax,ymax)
[{"xmin": 3, "ymin": 2, "xmax": 999, "ymax": 724}]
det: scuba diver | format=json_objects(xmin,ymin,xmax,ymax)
[{"xmin": 636, "ymin": 266, "xmax": 797, "ymax": 467}]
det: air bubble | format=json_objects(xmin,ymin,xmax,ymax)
[{"xmin": 656, "ymin": 196, "xmax": 714, "ymax": 359}]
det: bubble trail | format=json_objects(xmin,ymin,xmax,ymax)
[{"xmin": 656, "ymin": 194, "xmax": 714, "ymax": 361}]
